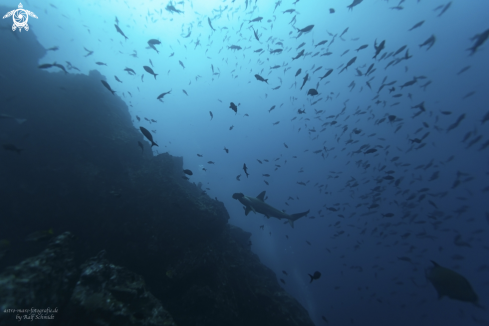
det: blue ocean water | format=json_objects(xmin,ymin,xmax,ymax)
[{"xmin": 2, "ymin": 0, "xmax": 488, "ymax": 325}]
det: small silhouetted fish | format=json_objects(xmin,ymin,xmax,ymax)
[
  {"xmin": 409, "ymin": 20, "xmax": 424, "ymax": 31},
  {"xmin": 329, "ymin": 8, "xmax": 335, "ymax": 13},
  {"xmin": 280, "ymin": 279, "xmax": 286, "ymax": 284},
  {"xmin": 38, "ymin": 63, "xmax": 53, "ymax": 69},
  {"xmin": 319, "ymin": 69, "xmax": 333, "ymax": 80},
  {"xmin": 382, "ymin": 213, "xmax": 394, "ymax": 217},
  {"xmin": 364, "ymin": 148, "xmax": 377, "ymax": 154},
  {"xmin": 254, "ymin": 74, "xmax": 268, "ymax": 83},
  {"xmin": 143, "ymin": 66, "xmax": 158, "ymax": 79},
  {"xmin": 157, "ymin": 90, "xmax": 171, "ymax": 100},
  {"xmin": 209, "ymin": 111, "xmax": 213, "ymax": 120},
  {"xmin": 307, "ymin": 89, "xmax": 318, "ymax": 96},
  {"xmin": 124, "ymin": 67, "xmax": 136, "ymax": 75},
  {"xmin": 283, "ymin": 270, "xmax": 288, "ymax": 275},
  {"xmin": 236, "ymin": 174, "xmax": 241, "ymax": 181},
  {"xmin": 301, "ymin": 73, "xmax": 309, "ymax": 89},
  {"xmin": 243, "ymin": 163, "xmax": 249, "ymax": 177},
  {"xmin": 3, "ymin": 144, "xmax": 23, "ymax": 154},
  {"xmin": 208, "ymin": 17, "xmax": 215, "ymax": 31},
  {"xmin": 356, "ymin": 44, "xmax": 368, "ymax": 52},
  {"xmin": 224, "ymin": 147, "xmax": 229, "ymax": 153},
  {"xmin": 179, "ymin": 60, "xmax": 185, "ymax": 69},
  {"xmin": 52, "ymin": 62, "xmax": 68, "ymax": 74},
  {"xmin": 137, "ymin": 141, "xmax": 143, "ymax": 153},
  {"xmin": 101, "ymin": 80, "xmax": 115, "ymax": 95},
  {"xmin": 183, "ymin": 169, "xmax": 193, "ymax": 175},
  {"xmin": 140, "ymin": 126, "xmax": 158, "ymax": 147},
  {"xmin": 96, "ymin": 62, "xmax": 107, "ymax": 66},
  {"xmin": 308, "ymin": 271, "xmax": 321, "ymax": 283},
  {"xmin": 230, "ymin": 102, "xmax": 238, "ymax": 114},
  {"xmin": 148, "ymin": 39, "xmax": 160, "ymax": 45},
  {"xmin": 115, "ymin": 24, "xmax": 128, "ymax": 40}
]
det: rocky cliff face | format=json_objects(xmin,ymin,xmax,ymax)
[{"xmin": 0, "ymin": 10, "xmax": 314, "ymax": 326}]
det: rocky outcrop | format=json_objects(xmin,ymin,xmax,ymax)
[{"xmin": 0, "ymin": 9, "xmax": 314, "ymax": 326}]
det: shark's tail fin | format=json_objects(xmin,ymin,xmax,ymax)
[{"xmin": 288, "ymin": 209, "xmax": 310, "ymax": 228}]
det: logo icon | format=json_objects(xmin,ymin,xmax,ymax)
[{"xmin": 2, "ymin": 3, "xmax": 37, "ymax": 32}]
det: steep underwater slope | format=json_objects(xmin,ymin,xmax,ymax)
[{"xmin": 0, "ymin": 12, "xmax": 314, "ymax": 326}]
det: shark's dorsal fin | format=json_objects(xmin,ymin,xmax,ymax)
[{"xmin": 257, "ymin": 191, "xmax": 266, "ymax": 202}]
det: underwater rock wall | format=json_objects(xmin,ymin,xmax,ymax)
[{"xmin": 0, "ymin": 13, "xmax": 314, "ymax": 326}]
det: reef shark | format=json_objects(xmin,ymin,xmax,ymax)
[{"xmin": 232, "ymin": 191, "xmax": 309, "ymax": 228}]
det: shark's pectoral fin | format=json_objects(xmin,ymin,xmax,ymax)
[
  {"xmin": 244, "ymin": 206, "xmax": 251, "ymax": 216},
  {"xmin": 244, "ymin": 205, "xmax": 257, "ymax": 216},
  {"xmin": 288, "ymin": 219, "xmax": 295, "ymax": 228}
]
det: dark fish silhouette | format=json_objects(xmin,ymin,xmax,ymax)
[
  {"xmin": 254, "ymin": 74, "xmax": 268, "ymax": 83},
  {"xmin": 114, "ymin": 24, "xmax": 128, "ymax": 40},
  {"xmin": 347, "ymin": 0, "xmax": 363, "ymax": 11},
  {"xmin": 208, "ymin": 17, "xmax": 215, "ymax": 31},
  {"xmin": 124, "ymin": 67, "xmax": 136, "ymax": 75},
  {"xmin": 243, "ymin": 163, "xmax": 249, "ymax": 178},
  {"xmin": 292, "ymin": 49, "xmax": 305, "ymax": 60},
  {"xmin": 249, "ymin": 16, "xmax": 263, "ymax": 23},
  {"xmin": 300, "ymin": 73, "xmax": 309, "ymax": 90},
  {"xmin": 143, "ymin": 66, "xmax": 158, "ymax": 79},
  {"xmin": 183, "ymin": 169, "xmax": 193, "ymax": 175},
  {"xmin": 373, "ymin": 39, "xmax": 385, "ymax": 59},
  {"xmin": 467, "ymin": 28, "xmax": 489, "ymax": 55},
  {"xmin": 419, "ymin": 35, "xmax": 436, "ymax": 50},
  {"xmin": 157, "ymin": 90, "xmax": 171, "ymax": 100},
  {"xmin": 296, "ymin": 25, "xmax": 314, "ymax": 38},
  {"xmin": 308, "ymin": 271, "xmax": 321, "ymax": 283},
  {"xmin": 101, "ymin": 80, "xmax": 115, "ymax": 95},
  {"xmin": 83, "ymin": 47, "xmax": 94, "ymax": 57},
  {"xmin": 319, "ymin": 69, "xmax": 333, "ymax": 80},
  {"xmin": 355, "ymin": 44, "xmax": 368, "ymax": 52},
  {"xmin": 230, "ymin": 102, "xmax": 238, "ymax": 114},
  {"xmin": 408, "ymin": 20, "xmax": 424, "ymax": 31},
  {"xmin": 307, "ymin": 89, "xmax": 318, "ymax": 96},
  {"xmin": 140, "ymin": 126, "xmax": 158, "ymax": 147},
  {"xmin": 38, "ymin": 63, "xmax": 53, "ymax": 69}
]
